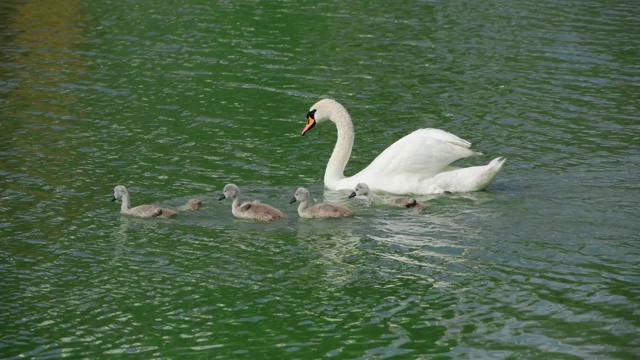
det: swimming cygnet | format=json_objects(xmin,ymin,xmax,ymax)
[
  {"xmin": 218, "ymin": 184, "xmax": 287, "ymax": 221},
  {"xmin": 290, "ymin": 187, "xmax": 353, "ymax": 218},
  {"xmin": 348, "ymin": 183, "xmax": 427, "ymax": 211},
  {"xmin": 111, "ymin": 185, "xmax": 178, "ymax": 218},
  {"xmin": 177, "ymin": 198, "xmax": 203, "ymax": 211}
]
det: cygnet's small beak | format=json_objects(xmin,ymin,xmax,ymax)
[
  {"xmin": 111, "ymin": 196, "xmax": 117, "ymax": 202},
  {"xmin": 347, "ymin": 192, "xmax": 357, "ymax": 199},
  {"xmin": 289, "ymin": 197, "xmax": 297, "ymax": 204},
  {"xmin": 218, "ymin": 194, "xmax": 226, "ymax": 201}
]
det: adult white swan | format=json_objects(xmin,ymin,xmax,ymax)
[{"xmin": 301, "ymin": 99, "xmax": 506, "ymax": 195}]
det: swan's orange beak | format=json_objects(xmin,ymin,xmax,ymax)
[{"xmin": 301, "ymin": 116, "xmax": 316, "ymax": 136}]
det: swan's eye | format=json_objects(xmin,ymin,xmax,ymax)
[{"xmin": 306, "ymin": 109, "xmax": 316, "ymax": 120}]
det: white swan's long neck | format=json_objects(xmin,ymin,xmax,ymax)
[
  {"xmin": 120, "ymin": 193, "xmax": 131, "ymax": 212},
  {"xmin": 324, "ymin": 106, "xmax": 354, "ymax": 186}
]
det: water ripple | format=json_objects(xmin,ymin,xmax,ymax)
[{"xmin": 1, "ymin": 0, "xmax": 639, "ymax": 358}]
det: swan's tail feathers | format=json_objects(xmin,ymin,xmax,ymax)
[
  {"xmin": 489, "ymin": 156, "xmax": 506, "ymax": 168},
  {"xmin": 472, "ymin": 151, "xmax": 484, "ymax": 157}
]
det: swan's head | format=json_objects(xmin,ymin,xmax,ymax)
[
  {"xmin": 218, "ymin": 184, "xmax": 240, "ymax": 201},
  {"xmin": 348, "ymin": 183, "xmax": 370, "ymax": 199},
  {"xmin": 302, "ymin": 99, "xmax": 342, "ymax": 136},
  {"xmin": 290, "ymin": 187, "xmax": 311, "ymax": 204},
  {"xmin": 112, "ymin": 185, "xmax": 128, "ymax": 202}
]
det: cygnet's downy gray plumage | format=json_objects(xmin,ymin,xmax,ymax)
[
  {"xmin": 218, "ymin": 184, "xmax": 287, "ymax": 221},
  {"xmin": 348, "ymin": 183, "xmax": 427, "ymax": 211},
  {"xmin": 177, "ymin": 198, "xmax": 203, "ymax": 211},
  {"xmin": 111, "ymin": 185, "xmax": 178, "ymax": 218},
  {"xmin": 290, "ymin": 187, "xmax": 353, "ymax": 218}
]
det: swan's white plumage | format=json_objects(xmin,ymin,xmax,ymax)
[
  {"xmin": 355, "ymin": 128, "xmax": 482, "ymax": 180},
  {"xmin": 303, "ymin": 99, "xmax": 505, "ymax": 195}
]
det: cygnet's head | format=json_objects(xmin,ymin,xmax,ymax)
[
  {"xmin": 218, "ymin": 184, "xmax": 240, "ymax": 201},
  {"xmin": 348, "ymin": 183, "xmax": 370, "ymax": 199},
  {"xmin": 302, "ymin": 99, "xmax": 341, "ymax": 136},
  {"xmin": 186, "ymin": 198, "xmax": 202, "ymax": 210},
  {"xmin": 290, "ymin": 187, "xmax": 311, "ymax": 204},
  {"xmin": 112, "ymin": 185, "xmax": 128, "ymax": 202}
]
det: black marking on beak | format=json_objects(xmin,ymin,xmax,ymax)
[
  {"xmin": 218, "ymin": 194, "xmax": 226, "ymax": 201},
  {"xmin": 347, "ymin": 192, "xmax": 357, "ymax": 199},
  {"xmin": 289, "ymin": 197, "xmax": 297, "ymax": 204},
  {"xmin": 302, "ymin": 109, "xmax": 317, "ymax": 136}
]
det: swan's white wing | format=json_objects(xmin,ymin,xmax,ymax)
[
  {"xmin": 426, "ymin": 156, "xmax": 506, "ymax": 193},
  {"xmin": 356, "ymin": 128, "xmax": 480, "ymax": 180}
]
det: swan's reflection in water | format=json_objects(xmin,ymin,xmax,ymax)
[{"xmin": 290, "ymin": 187, "xmax": 500, "ymax": 289}]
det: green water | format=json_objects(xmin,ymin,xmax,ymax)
[{"xmin": 1, "ymin": 0, "xmax": 639, "ymax": 358}]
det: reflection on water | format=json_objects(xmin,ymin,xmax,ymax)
[
  {"xmin": 297, "ymin": 187, "xmax": 502, "ymax": 294},
  {"xmin": 1, "ymin": 0, "xmax": 639, "ymax": 358}
]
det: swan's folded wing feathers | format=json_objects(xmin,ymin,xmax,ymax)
[
  {"xmin": 357, "ymin": 128, "xmax": 479, "ymax": 179},
  {"xmin": 428, "ymin": 156, "xmax": 506, "ymax": 193},
  {"xmin": 419, "ymin": 128, "xmax": 472, "ymax": 148}
]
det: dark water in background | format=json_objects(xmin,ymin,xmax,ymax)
[{"xmin": 1, "ymin": 0, "xmax": 639, "ymax": 358}]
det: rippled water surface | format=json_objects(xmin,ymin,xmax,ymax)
[{"xmin": 1, "ymin": 0, "xmax": 639, "ymax": 358}]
